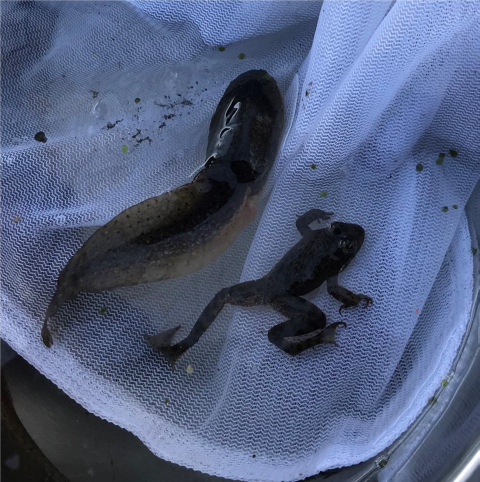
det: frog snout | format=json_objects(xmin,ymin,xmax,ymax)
[
  {"xmin": 337, "ymin": 224, "xmax": 365, "ymax": 254},
  {"xmin": 349, "ymin": 224, "xmax": 365, "ymax": 248}
]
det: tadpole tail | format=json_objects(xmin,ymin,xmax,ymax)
[{"xmin": 42, "ymin": 284, "xmax": 80, "ymax": 348}]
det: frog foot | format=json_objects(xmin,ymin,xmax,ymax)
[
  {"xmin": 145, "ymin": 326, "xmax": 186, "ymax": 367},
  {"xmin": 320, "ymin": 321, "xmax": 347, "ymax": 347},
  {"xmin": 339, "ymin": 294, "xmax": 373, "ymax": 314},
  {"xmin": 295, "ymin": 209, "xmax": 334, "ymax": 222},
  {"xmin": 316, "ymin": 210, "xmax": 334, "ymax": 222}
]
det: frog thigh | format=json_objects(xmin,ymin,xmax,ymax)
[{"xmin": 268, "ymin": 293, "xmax": 341, "ymax": 355}]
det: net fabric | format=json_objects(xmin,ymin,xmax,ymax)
[{"xmin": 1, "ymin": 1, "xmax": 479, "ymax": 481}]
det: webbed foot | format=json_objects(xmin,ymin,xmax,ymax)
[
  {"xmin": 319, "ymin": 321, "xmax": 347, "ymax": 347},
  {"xmin": 296, "ymin": 209, "xmax": 334, "ymax": 236},
  {"xmin": 315, "ymin": 210, "xmax": 334, "ymax": 222}
]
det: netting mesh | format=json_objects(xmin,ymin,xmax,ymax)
[{"xmin": 1, "ymin": 1, "xmax": 479, "ymax": 481}]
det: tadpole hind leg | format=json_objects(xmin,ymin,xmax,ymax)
[
  {"xmin": 145, "ymin": 326, "xmax": 183, "ymax": 367},
  {"xmin": 146, "ymin": 280, "xmax": 265, "ymax": 367},
  {"xmin": 268, "ymin": 293, "xmax": 344, "ymax": 356}
]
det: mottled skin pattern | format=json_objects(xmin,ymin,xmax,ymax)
[
  {"xmin": 147, "ymin": 209, "xmax": 373, "ymax": 365},
  {"xmin": 42, "ymin": 70, "xmax": 284, "ymax": 347}
]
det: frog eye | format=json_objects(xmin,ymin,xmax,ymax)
[{"xmin": 333, "ymin": 227, "xmax": 341, "ymax": 235}]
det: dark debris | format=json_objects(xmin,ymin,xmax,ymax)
[
  {"xmin": 34, "ymin": 131, "xmax": 47, "ymax": 143},
  {"xmin": 104, "ymin": 119, "xmax": 123, "ymax": 130},
  {"xmin": 134, "ymin": 136, "xmax": 152, "ymax": 147}
]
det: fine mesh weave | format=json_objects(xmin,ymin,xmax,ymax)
[{"xmin": 1, "ymin": 1, "xmax": 479, "ymax": 481}]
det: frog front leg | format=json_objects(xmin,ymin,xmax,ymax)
[
  {"xmin": 327, "ymin": 275, "xmax": 373, "ymax": 314},
  {"xmin": 295, "ymin": 209, "xmax": 334, "ymax": 237},
  {"xmin": 268, "ymin": 293, "xmax": 346, "ymax": 355},
  {"xmin": 146, "ymin": 280, "xmax": 265, "ymax": 367}
]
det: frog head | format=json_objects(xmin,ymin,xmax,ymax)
[{"xmin": 329, "ymin": 222, "xmax": 365, "ymax": 255}]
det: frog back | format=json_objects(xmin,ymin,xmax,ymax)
[{"xmin": 266, "ymin": 230, "xmax": 356, "ymax": 297}]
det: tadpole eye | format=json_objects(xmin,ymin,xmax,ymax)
[
  {"xmin": 333, "ymin": 227, "xmax": 341, "ymax": 235},
  {"xmin": 348, "ymin": 243, "xmax": 354, "ymax": 250}
]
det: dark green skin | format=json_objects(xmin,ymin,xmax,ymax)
[
  {"xmin": 42, "ymin": 70, "xmax": 284, "ymax": 347},
  {"xmin": 147, "ymin": 209, "xmax": 373, "ymax": 365}
]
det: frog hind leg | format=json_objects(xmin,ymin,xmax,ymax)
[
  {"xmin": 268, "ymin": 293, "xmax": 346, "ymax": 355},
  {"xmin": 146, "ymin": 280, "xmax": 265, "ymax": 367},
  {"xmin": 327, "ymin": 275, "xmax": 373, "ymax": 314}
]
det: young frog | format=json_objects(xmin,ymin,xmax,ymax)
[
  {"xmin": 42, "ymin": 70, "xmax": 284, "ymax": 347},
  {"xmin": 146, "ymin": 209, "xmax": 373, "ymax": 365}
]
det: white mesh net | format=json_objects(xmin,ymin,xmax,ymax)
[{"xmin": 2, "ymin": 1, "xmax": 480, "ymax": 481}]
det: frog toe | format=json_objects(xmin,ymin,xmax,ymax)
[
  {"xmin": 363, "ymin": 295, "xmax": 373, "ymax": 308},
  {"xmin": 357, "ymin": 294, "xmax": 373, "ymax": 308},
  {"xmin": 338, "ymin": 304, "xmax": 352, "ymax": 314},
  {"xmin": 317, "ymin": 211, "xmax": 334, "ymax": 221},
  {"xmin": 338, "ymin": 294, "xmax": 373, "ymax": 313}
]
